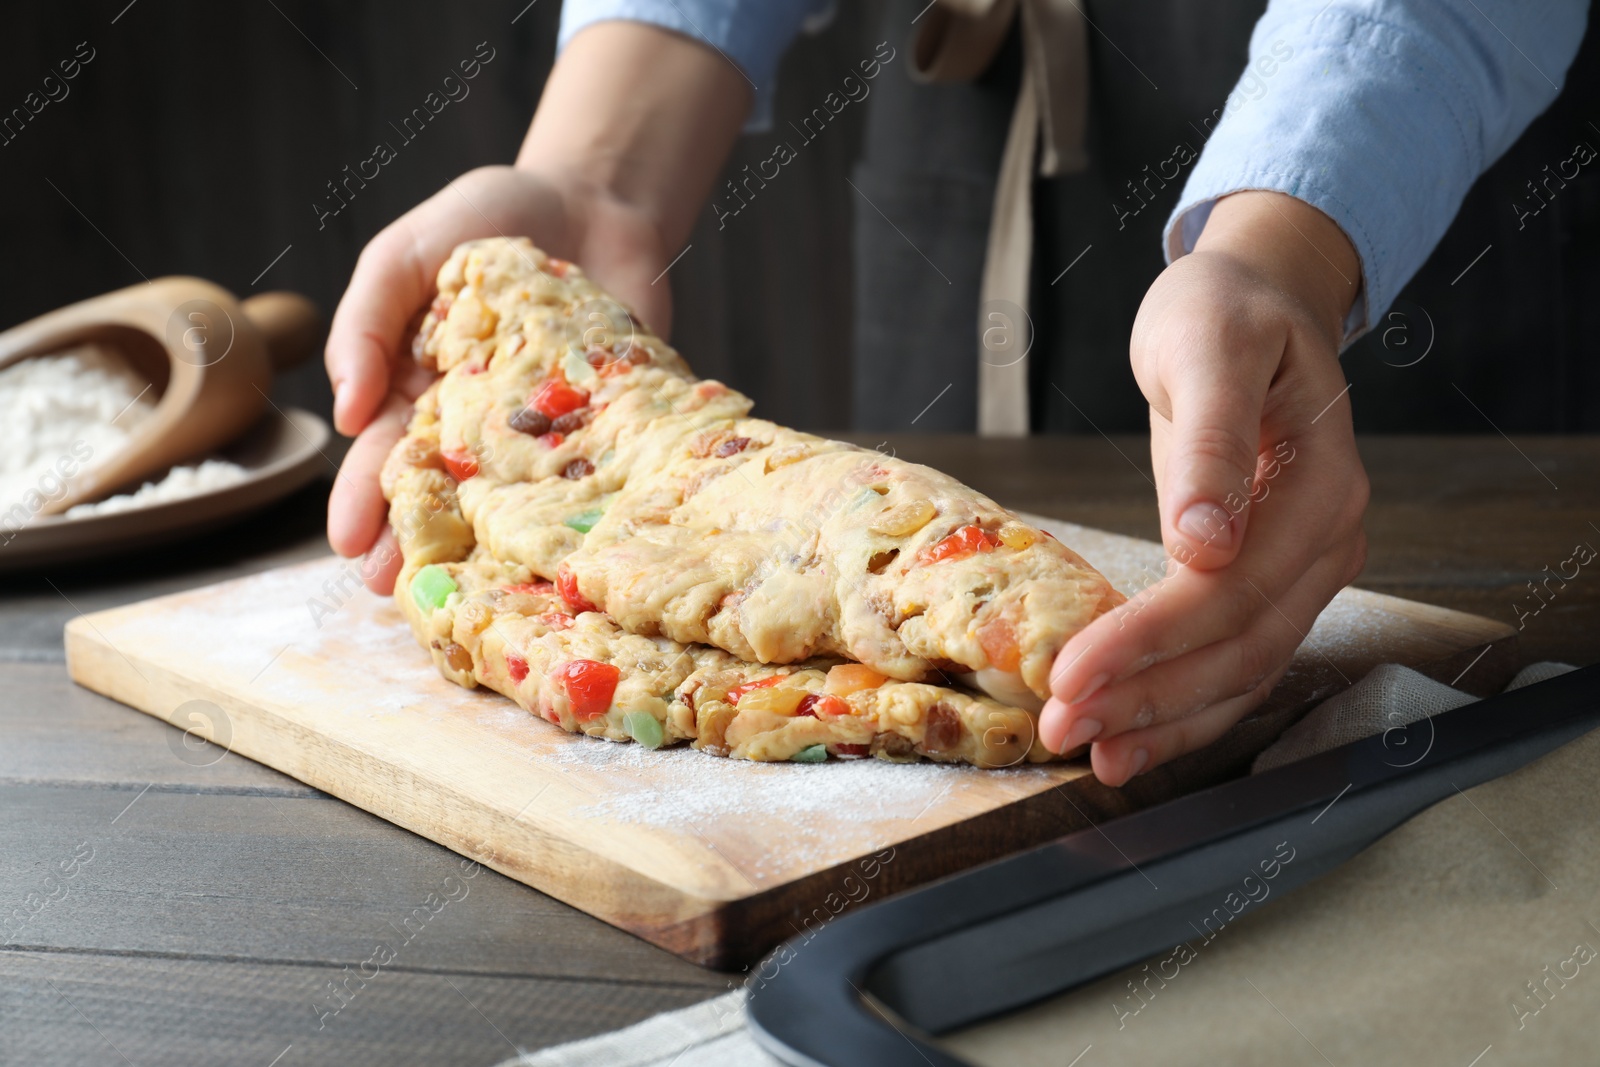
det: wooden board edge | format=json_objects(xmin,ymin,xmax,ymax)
[{"xmin": 1404, "ymin": 631, "xmax": 1521, "ymax": 697}]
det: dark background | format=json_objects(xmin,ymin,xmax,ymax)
[{"xmin": 3, "ymin": 0, "xmax": 1596, "ymax": 437}]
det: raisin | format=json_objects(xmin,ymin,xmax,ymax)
[
  {"xmin": 714, "ymin": 436, "xmax": 751, "ymax": 458},
  {"xmin": 440, "ymin": 642, "xmax": 473, "ymax": 673},
  {"xmin": 563, "ymin": 458, "xmax": 595, "ymax": 480},
  {"xmin": 550, "ymin": 409, "xmax": 589, "ymax": 434},
  {"xmin": 625, "ymin": 346, "xmax": 650, "ymax": 365},
  {"xmin": 508, "ymin": 407, "xmax": 551, "ymax": 436},
  {"xmin": 872, "ymin": 732, "xmax": 916, "ymax": 758}
]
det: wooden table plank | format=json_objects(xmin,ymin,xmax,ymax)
[
  {"xmin": 0, "ymin": 782, "xmax": 730, "ymax": 989},
  {"xmin": 0, "ymin": 952, "xmax": 714, "ymax": 1066},
  {"xmin": 0, "ymin": 664, "xmax": 317, "ymax": 793}
]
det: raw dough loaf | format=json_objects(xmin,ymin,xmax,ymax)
[
  {"xmin": 381, "ymin": 237, "xmax": 1124, "ymax": 763},
  {"xmin": 383, "ymin": 380, "xmax": 1047, "ymax": 767},
  {"xmin": 406, "ymin": 238, "xmax": 1123, "ymax": 703}
]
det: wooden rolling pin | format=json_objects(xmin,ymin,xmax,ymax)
[{"xmin": 0, "ymin": 278, "xmax": 321, "ymax": 515}]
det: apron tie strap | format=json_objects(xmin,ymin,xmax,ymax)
[{"xmin": 911, "ymin": 0, "xmax": 1089, "ymax": 436}]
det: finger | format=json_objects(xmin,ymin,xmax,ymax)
[
  {"xmin": 1088, "ymin": 672, "xmax": 1281, "ymax": 787},
  {"xmin": 1155, "ymin": 326, "xmax": 1280, "ymax": 570},
  {"xmin": 1047, "ymin": 561, "xmax": 1265, "ymax": 712},
  {"xmin": 1048, "ymin": 434, "xmax": 1354, "ymax": 707},
  {"xmin": 359, "ymin": 527, "xmax": 404, "ymax": 596},
  {"xmin": 326, "ymin": 394, "xmax": 410, "ymax": 559},
  {"xmin": 1043, "ymin": 551, "xmax": 1352, "ymax": 752}
]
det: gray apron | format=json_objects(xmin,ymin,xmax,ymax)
[{"xmin": 851, "ymin": 0, "xmax": 1268, "ymax": 434}]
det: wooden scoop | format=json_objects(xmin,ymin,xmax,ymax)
[{"xmin": 0, "ymin": 277, "xmax": 321, "ymax": 515}]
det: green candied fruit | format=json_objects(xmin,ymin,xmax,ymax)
[
  {"xmin": 562, "ymin": 345, "xmax": 600, "ymax": 386},
  {"xmin": 410, "ymin": 564, "xmax": 457, "ymax": 612},
  {"xmin": 790, "ymin": 744, "xmax": 828, "ymax": 763},
  {"xmin": 563, "ymin": 507, "xmax": 605, "ymax": 534},
  {"xmin": 623, "ymin": 711, "xmax": 664, "ymax": 750}
]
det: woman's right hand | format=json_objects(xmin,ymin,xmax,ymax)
[
  {"xmin": 323, "ymin": 20, "xmax": 753, "ymax": 594},
  {"xmin": 324, "ymin": 164, "xmax": 673, "ymax": 594}
]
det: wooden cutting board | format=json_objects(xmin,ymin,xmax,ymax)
[{"xmin": 63, "ymin": 514, "xmax": 1516, "ymax": 969}]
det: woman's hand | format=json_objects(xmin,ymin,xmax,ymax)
[
  {"xmin": 1041, "ymin": 191, "xmax": 1371, "ymax": 785},
  {"xmin": 323, "ymin": 22, "xmax": 751, "ymax": 594},
  {"xmin": 323, "ymin": 166, "xmax": 671, "ymax": 593}
]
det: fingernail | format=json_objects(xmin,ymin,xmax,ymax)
[
  {"xmin": 1177, "ymin": 502, "xmax": 1232, "ymax": 551},
  {"xmin": 1060, "ymin": 717, "xmax": 1102, "ymax": 752},
  {"xmin": 333, "ymin": 380, "xmax": 349, "ymax": 422},
  {"xmin": 1129, "ymin": 748, "xmax": 1150, "ymax": 777},
  {"xmin": 1068, "ymin": 672, "xmax": 1110, "ymax": 707}
]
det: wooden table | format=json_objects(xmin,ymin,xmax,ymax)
[{"xmin": 4, "ymin": 436, "xmax": 1597, "ymax": 1065}]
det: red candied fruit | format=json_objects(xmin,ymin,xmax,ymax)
[
  {"xmin": 506, "ymin": 651, "xmax": 529, "ymax": 684},
  {"xmin": 538, "ymin": 612, "xmax": 574, "ymax": 631},
  {"xmin": 556, "ymin": 563, "xmax": 599, "ymax": 614},
  {"xmin": 537, "ymin": 431, "xmax": 565, "ymax": 449},
  {"xmin": 503, "ymin": 581, "xmax": 555, "ymax": 596},
  {"xmin": 834, "ymin": 743, "xmax": 870, "ymax": 757},
  {"xmin": 556, "ymin": 659, "xmax": 620, "ymax": 721},
  {"xmin": 441, "ymin": 449, "xmax": 479, "ymax": 481},
  {"xmin": 546, "ymin": 258, "xmax": 571, "ymax": 278},
  {"xmin": 918, "ymin": 524, "xmax": 1002, "ymax": 565},
  {"xmin": 532, "ymin": 379, "xmax": 589, "ymax": 419}
]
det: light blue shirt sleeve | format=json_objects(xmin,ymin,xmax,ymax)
[
  {"xmin": 1164, "ymin": 0, "xmax": 1589, "ymax": 340},
  {"xmin": 558, "ymin": 0, "xmax": 836, "ymax": 130}
]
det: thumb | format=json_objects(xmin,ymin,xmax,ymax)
[
  {"xmin": 1158, "ymin": 357, "xmax": 1271, "ymax": 570},
  {"xmin": 326, "ymin": 218, "xmax": 433, "ymax": 438}
]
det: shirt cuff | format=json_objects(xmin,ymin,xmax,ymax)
[
  {"xmin": 558, "ymin": 0, "xmax": 836, "ymax": 131},
  {"xmin": 1167, "ymin": 172, "xmax": 1371, "ymax": 343}
]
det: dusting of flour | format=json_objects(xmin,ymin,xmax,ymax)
[{"xmin": 548, "ymin": 736, "xmax": 1046, "ymax": 875}]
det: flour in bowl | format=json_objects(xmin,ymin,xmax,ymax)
[
  {"xmin": 64, "ymin": 458, "xmax": 251, "ymax": 517},
  {"xmin": 0, "ymin": 343, "xmax": 248, "ymax": 525}
]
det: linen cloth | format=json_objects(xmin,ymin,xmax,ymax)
[{"xmin": 498, "ymin": 661, "xmax": 1588, "ymax": 1066}]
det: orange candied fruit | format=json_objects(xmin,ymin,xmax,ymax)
[
  {"xmin": 978, "ymin": 618, "xmax": 1022, "ymax": 672},
  {"xmin": 824, "ymin": 664, "xmax": 888, "ymax": 697}
]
